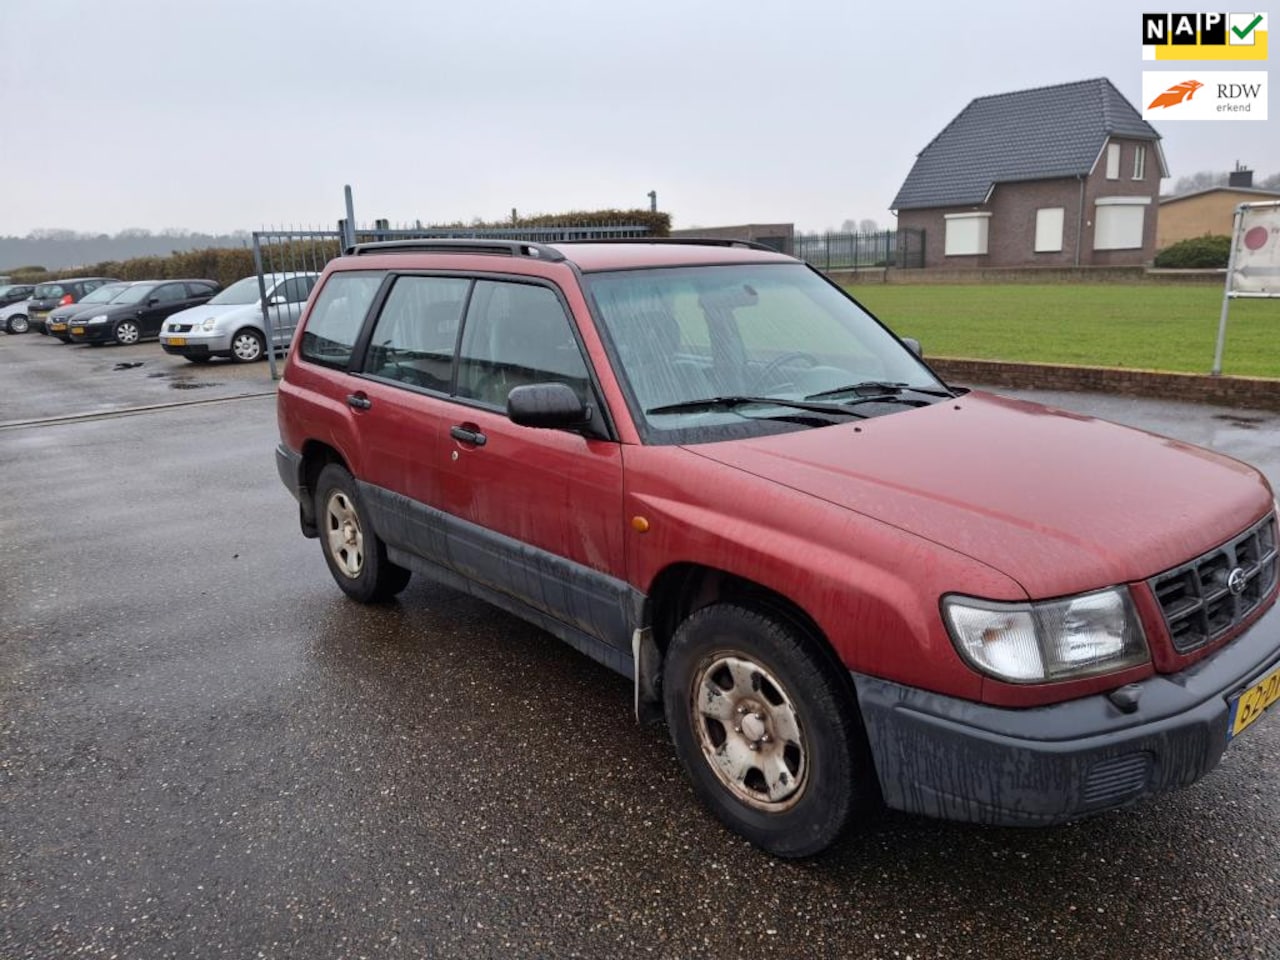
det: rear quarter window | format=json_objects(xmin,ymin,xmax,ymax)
[{"xmin": 299, "ymin": 271, "xmax": 384, "ymax": 369}]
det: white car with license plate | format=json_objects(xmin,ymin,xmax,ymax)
[{"xmin": 159, "ymin": 273, "xmax": 318, "ymax": 363}]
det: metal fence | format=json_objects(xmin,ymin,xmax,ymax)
[
  {"xmin": 251, "ymin": 218, "xmax": 656, "ymax": 378},
  {"xmin": 792, "ymin": 228, "xmax": 925, "ymax": 270}
]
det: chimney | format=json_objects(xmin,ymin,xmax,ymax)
[{"xmin": 1228, "ymin": 161, "xmax": 1253, "ymax": 189}]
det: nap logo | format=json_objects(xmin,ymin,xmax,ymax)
[
  {"xmin": 1142, "ymin": 70, "xmax": 1268, "ymax": 119},
  {"xmin": 1142, "ymin": 12, "xmax": 1269, "ymax": 59}
]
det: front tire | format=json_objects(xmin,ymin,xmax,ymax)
[
  {"xmin": 5, "ymin": 313, "xmax": 28, "ymax": 334},
  {"xmin": 314, "ymin": 464, "xmax": 411, "ymax": 603},
  {"xmin": 230, "ymin": 328, "xmax": 265, "ymax": 363},
  {"xmin": 663, "ymin": 603, "xmax": 873, "ymax": 858},
  {"xmin": 115, "ymin": 319, "xmax": 141, "ymax": 345}
]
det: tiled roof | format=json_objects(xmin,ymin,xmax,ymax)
[{"xmin": 892, "ymin": 78, "xmax": 1161, "ymax": 211}]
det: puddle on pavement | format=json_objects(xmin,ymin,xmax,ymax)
[
  {"xmin": 169, "ymin": 380, "xmax": 219, "ymax": 390},
  {"xmin": 1212, "ymin": 414, "xmax": 1269, "ymax": 430},
  {"xmin": 113, "ymin": 362, "xmax": 144, "ymax": 371}
]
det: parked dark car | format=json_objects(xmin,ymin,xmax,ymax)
[
  {"xmin": 66, "ymin": 279, "xmax": 221, "ymax": 346},
  {"xmin": 0, "ymin": 284, "xmax": 35, "ymax": 308},
  {"xmin": 44, "ymin": 283, "xmax": 133, "ymax": 341},
  {"xmin": 28, "ymin": 277, "xmax": 119, "ymax": 334}
]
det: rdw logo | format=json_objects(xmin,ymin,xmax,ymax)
[{"xmin": 1148, "ymin": 79, "xmax": 1203, "ymax": 108}]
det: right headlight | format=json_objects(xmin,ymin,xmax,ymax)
[{"xmin": 943, "ymin": 587, "xmax": 1148, "ymax": 683}]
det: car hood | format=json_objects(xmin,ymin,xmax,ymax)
[
  {"xmin": 683, "ymin": 390, "xmax": 1274, "ymax": 598},
  {"xmin": 166, "ymin": 302, "xmax": 258, "ymax": 327},
  {"xmin": 50, "ymin": 303, "xmax": 109, "ymax": 321}
]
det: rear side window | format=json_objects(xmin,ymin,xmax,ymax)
[
  {"xmin": 186, "ymin": 282, "xmax": 218, "ymax": 298},
  {"xmin": 300, "ymin": 271, "xmax": 384, "ymax": 369},
  {"xmin": 366, "ymin": 276, "xmax": 469, "ymax": 393},
  {"xmin": 152, "ymin": 284, "xmax": 187, "ymax": 303},
  {"xmin": 34, "ymin": 284, "xmax": 64, "ymax": 298}
]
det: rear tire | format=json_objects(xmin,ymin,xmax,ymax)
[
  {"xmin": 5, "ymin": 314, "xmax": 28, "ymax": 334},
  {"xmin": 663, "ymin": 603, "xmax": 874, "ymax": 858},
  {"xmin": 314, "ymin": 463, "xmax": 411, "ymax": 603}
]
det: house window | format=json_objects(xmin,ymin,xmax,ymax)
[
  {"xmin": 943, "ymin": 212, "xmax": 991, "ymax": 256},
  {"xmin": 1093, "ymin": 197, "xmax": 1151, "ymax": 250},
  {"xmin": 1105, "ymin": 143, "xmax": 1121, "ymax": 180},
  {"xmin": 1034, "ymin": 208, "xmax": 1065, "ymax": 253},
  {"xmin": 1132, "ymin": 145, "xmax": 1147, "ymax": 180}
]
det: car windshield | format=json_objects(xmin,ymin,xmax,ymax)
[
  {"xmin": 33, "ymin": 284, "xmax": 64, "ymax": 298},
  {"xmin": 78, "ymin": 283, "xmax": 130, "ymax": 304},
  {"xmin": 208, "ymin": 277, "xmax": 263, "ymax": 305},
  {"xmin": 113, "ymin": 283, "xmax": 160, "ymax": 305},
  {"xmin": 584, "ymin": 262, "xmax": 945, "ymax": 441}
]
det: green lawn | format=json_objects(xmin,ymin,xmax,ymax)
[{"xmin": 845, "ymin": 283, "xmax": 1280, "ymax": 379}]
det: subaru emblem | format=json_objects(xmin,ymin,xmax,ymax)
[{"xmin": 1227, "ymin": 567, "xmax": 1248, "ymax": 596}]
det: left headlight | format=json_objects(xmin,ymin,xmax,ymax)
[
  {"xmin": 87, "ymin": 314, "xmax": 109, "ymax": 324},
  {"xmin": 943, "ymin": 588, "xmax": 1148, "ymax": 683}
]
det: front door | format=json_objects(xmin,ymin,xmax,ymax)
[
  {"xmin": 438, "ymin": 278, "xmax": 630, "ymax": 650},
  {"xmin": 139, "ymin": 282, "xmax": 190, "ymax": 336}
]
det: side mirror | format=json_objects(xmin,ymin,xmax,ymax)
[
  {"xmin": 507, "ymin": 382, "xmax": 590, "ymax": 429},
  {"xmin": 902, "ymin": 337, "xmax": 923, "ymax": 358},
  {"xmin": 268, "ymin": 294, "xmax": 286, "ymax": 306},
  {"xmin": 147, "ymin": 297, "xmax": 160, "ymax": 306}
]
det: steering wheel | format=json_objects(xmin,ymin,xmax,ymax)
[{"xmin": 752, "ymin": 351, "xmax": 821, "ymax": 390}]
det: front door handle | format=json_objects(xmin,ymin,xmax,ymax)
[
  {"xmin": 346, "ymin": 392, "xmax": 372, "ymax": 410},
  {"xmin": 450, "ymin": 424, "xmax": 487, "ymax": 446}
]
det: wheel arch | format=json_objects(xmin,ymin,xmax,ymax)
[
  {"xmin": 641, "ymin": 563, "xmax": 858, "ymax": 711},
  {"xmin": 297, "ymin": 440, "xmax": 350, "ymax": 537}
]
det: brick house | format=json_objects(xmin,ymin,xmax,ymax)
[{"xmin": 892, "ymin": 78, "xmax": 1167, "ymax": 269}]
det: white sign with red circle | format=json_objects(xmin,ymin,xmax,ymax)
[{"xmin": 1230, "ymin": 203, "xmax": 1280, "ymax": 296}]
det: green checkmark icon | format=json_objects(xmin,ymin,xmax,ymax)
[{"xmin": 1233, "ymin": 14, "xmax": 1263, "ymax": 39}]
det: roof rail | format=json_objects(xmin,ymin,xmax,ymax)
[
  {"xmin": 554, "ymin": 237, "xmax": 782, "ymax": 252},
  {"xmin": 347, "ymin": 239, "xmax": 566, "ymax": 262}
]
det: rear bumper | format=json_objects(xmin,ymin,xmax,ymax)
[
  {"xmin": 853, "ymin": 598, "xmax": 1280, "ymax": 825},
  {"xmin": 276, "ymin": 442, "xmax": 317, "ymax": 538}
]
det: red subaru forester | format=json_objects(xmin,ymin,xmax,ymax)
[{"xmin": 276, "ymin": 239, "xmax": 1280, "ymax": 857}]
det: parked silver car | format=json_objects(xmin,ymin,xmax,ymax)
[{"xmin": 159, "ymin": 273, "xmax": 318, "ymax": 363}]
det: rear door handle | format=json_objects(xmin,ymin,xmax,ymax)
[
  {"xmin": 346, "ymin": 392, "xmax": 372, "ymax": 410},
  {"xmin": 450, "ymin": 424, "xmax": 487, "ymax": 447}
]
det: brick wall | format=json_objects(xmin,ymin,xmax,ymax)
[{"xmin": 929, "ymin": 357, "xmax": 1280, "ymax": 412}]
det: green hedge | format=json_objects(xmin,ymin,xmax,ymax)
[{"xmin": 1154, "ymin": 234, "xmax": 1231, "ymax": 269}]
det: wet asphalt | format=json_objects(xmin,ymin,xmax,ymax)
[{"xmin": 2, "ymin": 333, "xmax": 1278, "ymax": 960}]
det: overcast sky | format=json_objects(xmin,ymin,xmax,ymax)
[{"xmin": 1, "ymin": 0, "xmax": 1276, "ymax": 235}]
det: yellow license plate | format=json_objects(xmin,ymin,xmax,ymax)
[
  {"xmin": 1229, "ymin": 663, "xmax": 1280, "ymax": 738},
  {"xmin": 49, "ymin": 322, "xmax": 66, "ymax": 332},
  {"xmin": 165, "ymin": 337, "xmax": 187, "ymax": 346},
  {"xmin": 71, "ymin": 327, "xmax": 85, "ymax": 335}
]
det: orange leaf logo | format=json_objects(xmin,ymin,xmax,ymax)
[{"xmin": 1148, "ymin": 80, "xmax": 1204, "ymax": 109}]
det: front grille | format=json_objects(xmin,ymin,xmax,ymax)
[
  {"xmin": 1149, "ymin": 513, "xmax": 1278, "ymax": 654},
  {"xmin": 171, "ymin": 324, "xmax": 194, "ymax": 333},
  {"xmin": 1082, "ymin": 752, "xmax": 1152, "ymax": 808}
]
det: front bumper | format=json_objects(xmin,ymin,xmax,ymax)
[
  {"xmin": 68, "ymin": 323, "xmax": 119, "ymax": 343},
  {"xmin": 160, "ymin": 332, "xmax": 233, "ymax": 358},
  {"xmin": 853, "ymin": 598, "xmax": 1280, "ymax": 825}
]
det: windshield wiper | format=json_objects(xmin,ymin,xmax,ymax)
[
  {"xmin": 646, "ymin": 395, "xmax": 867, "ymax": 418},
  {"xmin": 804, "ymin": 381, "xmax": 955, "ymax": 402}
]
